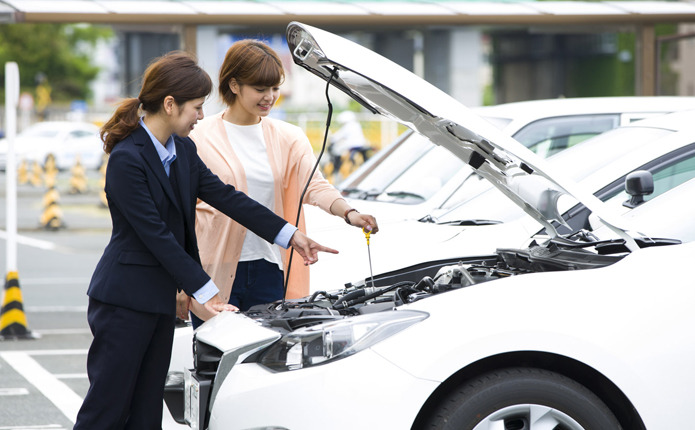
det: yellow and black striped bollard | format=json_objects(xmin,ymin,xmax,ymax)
[
  {"xmin": 40, "ymin": 172, "xmax": 65, "ymax": 230},
  {"xmin": 0, "ymin": 272, "xmax": 38, "ymax": 340}
]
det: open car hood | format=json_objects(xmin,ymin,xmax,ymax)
[{"xmin": 286, "ymin": 22, "xmax": 639, "ymax": 251}]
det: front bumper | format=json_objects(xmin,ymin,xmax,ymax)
[
  {"xmin": 207, "ymin": 348, "xmax": 438, "ymax": 430},
  {"xmin": 166, "ymin": 312, "xmax": 439, "ymax": 429}
]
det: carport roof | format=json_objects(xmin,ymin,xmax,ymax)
[{"xmin": 3, "ymin": 0, "xmax": 695, "ymax": 26}]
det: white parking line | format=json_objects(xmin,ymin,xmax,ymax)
[
  {"xmin": 0, "ymin": 352, "xmax": 82, "ymax": 424},
  {"xmin": 54, "ymin": 373, "xmax": 88, "ymax": 380},
  {"xmin": 12, "ymin": 349, "xmax": 88, "ymax": 356},
  {"xmin": 25, "ymin": 306, "xmax": 88, "ymax": 313},
  {"xmin": 34, "ymin": 328, "xmax": 91, "ymax": 335},
  {"xmin": 21, "ymin": 278, "xmax": 91, "ymax": 286},
  {"xmin": 0, "ymin": 230, "xmax": 58, "ymax": 250},
  {"xmin": 0, "ymin": 387, "xmax": 29, "ymax": 396},
  {"xmin": 0, "ymin": 426, "xmax": 64, "ymax": 429}
]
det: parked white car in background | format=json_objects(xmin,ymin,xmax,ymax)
[
  {"xmin": 331, "ymin": 95, "xmax": 695, "ymax": 223},
  {"xmin": 0, "ymin": 121, "xmax": 104, "ymax": 171},
  {"xmin": 308, "ymin": 109, "xmax": 695, "ymax": 291},
  {"xmin": 164, "ymin": 22, "xmax": 695, "ymax": 430},
  {"xmin": 302, "ymin": 94, "xmax": 695, "ymax": 288}
]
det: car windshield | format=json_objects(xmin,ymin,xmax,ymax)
[
  {"xmin": 22, "ymin": 125, "xmax": 61, "ymax": 139},
  {"xmin": 338, "ymin": 113, "xmax": 631, "ymax": 206},
  {"xmin": 70, "ymin": 130, "xmax": 97, "ymax": 138},
  {"xmin": 513, "ymin": 114, "xmax": 620, "ymax": 157},
  {"xmin": 377, "ymin": 145, "xmax": 467, "ymax": 204}
]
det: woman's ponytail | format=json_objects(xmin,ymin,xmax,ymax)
[{"xmin": 100, "ymin": 97, "xmax": 141, "ymax": 154}]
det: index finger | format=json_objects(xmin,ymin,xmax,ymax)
[{"xmin": 317, "ymin": 244, "xmax": 339, "ymax": 254}]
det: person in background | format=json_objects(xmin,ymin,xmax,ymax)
[
  {"xmin": 73, "ymin": 51, "xmax": 336, "ymax": 429},
  {"xmin": 328, "ymin": 110, "xmax": 371, "ymax": 175},
  {"xmin": 186, "ymin": 39, "xmax": 379, "ymax": 328}
]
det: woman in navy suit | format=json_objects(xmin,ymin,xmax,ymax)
[{"xmin": 73, "ymin": 51, "xmax": 336, "ymax": 430}]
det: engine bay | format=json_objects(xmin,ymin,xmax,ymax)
[{"xmin": 245, "ymin": 239, "xmax": 628, "ymax": 334}]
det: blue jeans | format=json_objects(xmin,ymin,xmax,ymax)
[{"xmin": 191, "ymin": 259, "xmax": 283, "ymax": 329}]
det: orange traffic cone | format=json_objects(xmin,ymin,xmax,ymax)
[{"xmin": 0, "ymin": 272, "xmax": 38, "ymax": 340}]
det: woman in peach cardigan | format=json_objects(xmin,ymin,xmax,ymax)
[{"xmin": 185, "ymin": 40, "xmax": 378, "ymax": 327}]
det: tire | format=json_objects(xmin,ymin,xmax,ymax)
[{"xmin": 425, "ymin": 367, "xmax": 621, "ymax": 430}]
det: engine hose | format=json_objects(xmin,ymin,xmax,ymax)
[
  {"xmin": 333, "ymin": 281, "xmax": 414, "ymax": 310},
  {"xmin": 308, "ymin": 291, "xmax": 326, "ymax": 302},
  {"xmin": 414, "ymin": 276, "xmax": 435, "ymax": 292},
  {"xmin": 308, "ymin": 291, "xmax": 339, "ymax": 303},
  {"xmin": 281, "ymin": 67, "xmax": 339, "ymax": 309},
  {"xmin": 360, "ymin": 281, "xmax": 413, "ymax": 305},
  {"xmin": 332, "ymin": 288, "xmax": 368, "ymax": 310},
  {"xmin": 395, "ymin": 285, "xmax": 419, "ymax": 304}
]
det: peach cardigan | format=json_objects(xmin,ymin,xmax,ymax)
[{"xmin": 189, "ymin": 112, "xmax": 343, "ymax": 320}]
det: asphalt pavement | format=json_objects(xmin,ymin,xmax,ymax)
[
  {"xmin": 0, "ymin": 169, "xmax": 108, "ymax": 429},
  {"xmin": 0, "ymin": 167, "xmax": 193, "ymax": 429}
]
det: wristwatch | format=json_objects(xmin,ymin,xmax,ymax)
[{"xmin": 344, "ymin": 208, "xmax": 359, "ymax": 225}]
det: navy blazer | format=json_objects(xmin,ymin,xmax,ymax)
[{"xmin": 87, "ymin": 126, "xmax": 287, "ymax": 315}]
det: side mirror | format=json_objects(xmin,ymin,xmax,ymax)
[{"xmin": 623, "ymin": 170, "xmax": 654, "ymax": 208}]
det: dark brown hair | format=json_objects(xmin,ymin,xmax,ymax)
[
  {"xmin": 218, "ymin": 40, "xmax": 285, "ymax": 107},
  {"xmin": 101, "ymin": 50, "xmax": 212, "ymax": 154}
]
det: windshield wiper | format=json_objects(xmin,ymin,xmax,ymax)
[
  {"xmin": 419, "ymin": 214, "xmax": 437, "ymax": 223},
  {"xmin": 341, "ymin": 188, "xmax": 381, "ymax": 200},
  {"xmin": 418, "ymin": 214, "xmax": 503, "ymax": 226},
  {"xmin": 436, "ymin": 219, "xmax": 502, "ymax": 226},
  {"xmin": 385, "ymin": 190, "xmax": 426, "ymax": 201}
]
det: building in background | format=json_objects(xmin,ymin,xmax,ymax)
[
  {"xmin": 5, "ymin": 0, "xmax": 695, "ymax": 143},
  {"xmin": 94, "ymin": 24, "xmax": 486, "ymax": 115}
]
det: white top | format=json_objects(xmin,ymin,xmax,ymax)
[{"xmin": 223, "ymin": 120, "xmax": 283, "ymax": 269}]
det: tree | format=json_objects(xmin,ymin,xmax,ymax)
[{"xmin": 0, "ymin": 23, "xmax": 113, "ymax": 102}]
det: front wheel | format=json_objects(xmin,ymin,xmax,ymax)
[{"xmin": 425, "ymin": 367, "xmax": 621, "ymax": 430}]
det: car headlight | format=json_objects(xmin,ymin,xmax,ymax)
[{"xmin": 259, "ymin": 310, "xmax": 428, "ymax": 371}]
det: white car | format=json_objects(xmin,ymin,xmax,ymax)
[
  {"xmin": 165, "ymin": 23, "xmax": 695, "ymax": 430},
  {"xmin": 308, "ymin": 110, "xmax": 695, "ymax": 290},
  {"xmin": 303, "ymin": 93, "xmax": 695, "ymax": 286},
  {"xmin": 0, "ymin": 121, "xmax": 104, "ymax": 170},
  {"xmin": 330, "ymin": 96, "xmax": 695, "ymax": 224}
]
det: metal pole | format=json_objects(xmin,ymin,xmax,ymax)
[
  {"xmin": 655, "ymin": 32, "xmax": 695, "ymax": 96},
  {"xmin": 1, "ymin": 64, "xmax": 37, "ymax": 341},
  {"xmin": 5, "ymin": 62, "xmax": 19, "ymax": 273},
  {"xmin": 636, "ymin": 24, "xmax": 656, "ymax": 96}
]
